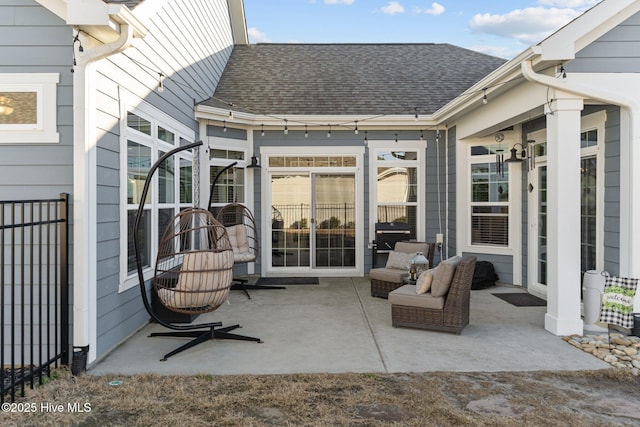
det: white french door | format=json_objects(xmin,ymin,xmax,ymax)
[
  {"xmin": 527, "ymin": 113, "xmax": 604, "ymax": 298},
  {"xmin": 527, "ymin": 136, "xmax": 548, "ymax": 297}
]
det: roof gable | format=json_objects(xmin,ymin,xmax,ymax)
[{"xmin": 203, "ymin": 43, "xmax": 506, "ymax": 116}]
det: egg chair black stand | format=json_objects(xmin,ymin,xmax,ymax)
[{"xmin": 133, "ymin": 142, "xmax": 261, "ymax": 361}]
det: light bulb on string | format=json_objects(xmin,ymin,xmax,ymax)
[
  {"xmin": 354, "ymin": 121, "xmax": 359, "ymax": 135},
  {"xmin": 158, "ymin": 73, "xmax": 165, "ymax": 93},
  {"xmin": 261, "ymin": 123, "xmax": 265, "ymax": 137},
  {"xmin": 305, "ymin": 125, "xmax": 308, "ymax": 138},
  {"xmin": 284, "ymin": 119, "xmax": 288, "ymax": 135},
  {"xmin": 482, "ymin": 88, "xmax": 488, "ymax": 105},
  {"xmin": 327, "ymin": 124, "xmax": 332, "ymax": 138}
]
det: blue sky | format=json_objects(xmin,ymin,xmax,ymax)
[{"xmin": 243, "ymin": 0, "xmax": 601, "ymax": 58}]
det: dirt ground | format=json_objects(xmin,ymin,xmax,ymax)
[{"xmin": 3, "ymin": 368, "xmax": 640, "ymax": 426}]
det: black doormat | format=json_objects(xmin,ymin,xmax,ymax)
[
  {"xmin": 255, "ymin": 277, "xmax": 319, "ymax": 286},
  {"xmin": 492, "ymin": 292, "xmax": 546, "ymax": 307}
]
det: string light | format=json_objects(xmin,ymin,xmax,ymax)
[
  {"xmin": 420, "ymin": 130, "xmax": 424, "ymax": 141},
  {"xmin": 305, "ymin": 125, "xmax": 309, "ymax": 138},
  {"xmin": 395, "ymin": 133, "xmax": 398, "ymax": 143},
  {"xmin": 261, "ymin": 123, "xmax": 265, "ymax": 137},
  {"xmin": 223, "ymin": 120, "xmax": 227, "ymax": 132},
  {"xmin": 284, "ymin": 119, "xmax": 288, "ymax": 135},
  {"xmin": 482, "ymin": 88, "xmax": 488, "ymax": 105},
  {"xmin": 354, "ymin": 121, "xmax": 359, "ymax": 135},
  {"xmin": 364, "ymin": 130, "xmax": 368, "ymax": 146},
  {"xmin": 93, "ymin": 43, "xmax": 539, "ymax": 142},
  {"xmin": 158, "ymin": 73, "xmax": 165, "ymax": 93},
  {"xmin": 228, "ymin": 110, "xmax": 233, "ymax": 119},
  {"xmin": 559, "ymin": 64, "xmax": 567, "ymax": 78},
  {"xmin": 327, "ymin": 124, "xmax": 332, "ymax": 138}
]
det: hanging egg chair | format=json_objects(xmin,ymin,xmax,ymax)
[{"xmin": 134, "ymin": 142, "xmax": 261, "ymax": 361}]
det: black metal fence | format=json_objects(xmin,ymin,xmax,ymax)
[{"xmin": 1, "ymin": 194, "xmax": 69, "ymax": 402}]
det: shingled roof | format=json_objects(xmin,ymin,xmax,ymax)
[{"xmin": 202, "ymin": 43, "xmax": 506, "ymax": 116}]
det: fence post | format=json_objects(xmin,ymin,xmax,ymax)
[{"xmin": 59, "ymin": 193, "xmax": 70, "ymax": 366}]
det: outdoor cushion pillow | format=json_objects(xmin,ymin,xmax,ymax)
[
  {"xmin": 385, "ymin": 250, "xmax": 416, "ymax": 270},
  {"xmin": 158, "ymin": 250, "xmax": 233, "ymax": 309},
  {"xmin": 416, "ymin": 268, "xmax": 436, "ymax": 294},
  {"xmin": 431, "ymin": 256, "xmax": 461, "ymax": 297}
]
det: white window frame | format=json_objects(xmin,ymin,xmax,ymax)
[
  {"xmin": 367, "ymin": 140, "xmax": 427, "ymax": 244},
  {"xmin": 0, "ymin": 73, "xmax": 59, "ymax": 143},
  {"xmin": 458, "ymin": 133, "xmax": 522, "ymax": 257},
  {"xmin": 207, "ymin": 137, "xmax": 251, "ymax": 211},
  {"xmin": 119, "ymin": 100, "xmax": 195, "ymax": 292}
]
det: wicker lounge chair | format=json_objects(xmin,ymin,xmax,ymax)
[
  {"xmin": 389, "ymin": 256, "xmax": 477, "ymax": 334},
  {"xmin": 370, "ymin": 241, "xmax": 435, "ymax": 298}
]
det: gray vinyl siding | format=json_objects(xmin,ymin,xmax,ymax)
[
  {"xmin": 569, "ymin": 12, "xmax": 640, "ymax": 72},
  {"xmin": 0, "ymin": 1, "xmax": 73, "ymax": 362},
  {"xmin": 445, "ymin": 127, "xmax": 457, "ymax": 262},
  {"xmin": 94, "ymin": 0, "xmax": 235, "ymax": 359},
  {"xmin": 602, "ymin": 106, "xmax": 621, "ymax": 276},
  {"xmin": 0, "ymin": 1, "xmax": 73, "ymax": 200},
  {"xmin": 425, "ymin": 130, "xmax": 445, "ymax": 262}
]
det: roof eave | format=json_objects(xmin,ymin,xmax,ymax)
[
  {"xmin": 434, "ymin": 47, "xmax": 539, "ymax": 122},
  {"xmin": 195, "ymin": 105, "xmax": 438, "ymax": 129}
]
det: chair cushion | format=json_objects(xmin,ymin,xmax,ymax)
[
  {"xmin": 431, "ymin": 256, "xmax": 461, "ymax": 297},
  {"xmin": 394, "ymin": 241, "xmax": 429, "ymax": 255},
  {"xmin": 389, "ymin": 285, "xmax": 445, "ymax": 309},
  {"xmin": 385, "ymin": 250, "xmax": 415, "ymax": 270},
  {"xmin": 416, "ymin": 268, "xmax": 435, "ymax": 294},
  {"xmin": 226, "ymin": 224, "xmax": 254, "ymax": 262},
  {"xmin": 158, "ymin": 250, "xmax": 233, "ymax": 309},
  {"xmin": 370, "ymin": 267, "xmax": 407, "ymax": 283}
]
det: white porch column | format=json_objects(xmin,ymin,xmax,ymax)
[{"xmin": 544, "ymin": 92, "xmax": 584, "ymax": 336}]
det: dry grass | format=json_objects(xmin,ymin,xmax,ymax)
[{"xmin": 3, "ymin": 368, "xmax": 640, "ymax": 426}]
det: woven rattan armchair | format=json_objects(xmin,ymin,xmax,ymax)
[
  {"xmin": 389, "ymin": 256, "xmax": 477, "ymax": 334},
  {"xmin": 370, "ymin": 241, "xmax": 436, "ymax": 298}
]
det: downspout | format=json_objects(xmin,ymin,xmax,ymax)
[
  {"xmin": 73, "ymin": 24, "xmax": 134, "ymax": 364},
  {"xmin": 522, "ymin": 60, "xmax": 640, "ymax": 306}
]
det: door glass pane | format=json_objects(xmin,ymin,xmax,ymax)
[
  {"xmin": 581, "ymin": 157, "xmax": 597, "ymax": 275},
  {"xmin": 538, "ymin": 166, "xmax": 547, "ymax": 286},
  {"xmin": 315, "ymin": 174, "xmax": 356, "ymax": 268},
  {"xmin": 271, "ymin": 174, "xmax": 310, "ymax": 267}
]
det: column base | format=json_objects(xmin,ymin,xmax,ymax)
[{"xmin": 545, "ymin": 313, "xmax": 584, "ymax": 336}]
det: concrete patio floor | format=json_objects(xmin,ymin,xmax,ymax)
[{"xmin": 89, "ymin": 277, "xmax": 609, "ymax": 375}]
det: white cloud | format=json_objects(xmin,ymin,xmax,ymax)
[
  {"xmin": 415, "ymin": 2, "xmax": 445, "ymax": 16},
  {"xmin": 324, "ymin": 0, "xmax": 355, "ymax": 4},
  {"xmin": 247, "ymin": 27, "xmax": 271, "ymax": 43},
  {"xmin": 470, "ymin": 45, "xmax": 521, "ymax": 60},
  {"xmin": 469, "ymin": 7, "xmax": 580, "ymax": 44},
  {"xmin": 537, "ymin": 0, "xmax": 600, "ymax": 9},
  {"xmin": 381, "ymin": 1, "xmax": 405, "ymax": 15}
]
